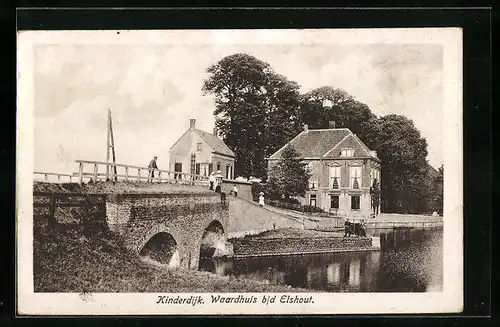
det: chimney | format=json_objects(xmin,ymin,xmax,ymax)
[
  {"xmin": 303, "ymin": 124, "xmax": 309, "ymax": 132},
  {"xmin": 213, "ymin": 127, "xmax": 218, "ymax": 136},
  {"xmin": 189, "ymin": 119, "xmax": 196, "ymax": 130},
  {"xmin": 329, "ymin": 121, "xmax": 336, "ymax": 129}
]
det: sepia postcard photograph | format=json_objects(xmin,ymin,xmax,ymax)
[{"xmin": 16, "ymin": 27, "xmax": 463, "ymax": 315}]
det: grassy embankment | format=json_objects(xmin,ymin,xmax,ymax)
[
  {"xmin": 33, "ymin": 218, "xmax": 308, "ymax": 293},
  {"xmin": 34, "ymin": 181, "xmax": 311, "ymax": 292}
]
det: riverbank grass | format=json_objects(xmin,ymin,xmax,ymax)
[{"xmin": 33, "ymin": 221, "xmax": 307, "ymax": 293}]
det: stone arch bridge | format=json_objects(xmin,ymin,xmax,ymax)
[{"xmin": 105, "ymin": 191, "xmax": 231, "ymax": 270}]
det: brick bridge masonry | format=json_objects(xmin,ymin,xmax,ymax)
[
  {"xmin": 105, "ymin": 191, "xmax": 229, "ymax": 270},
  {"xmin": 34, "ymin": 188, "xmax": 312, "ymax": 271}
]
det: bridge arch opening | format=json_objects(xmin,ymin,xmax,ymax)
[
  {"xmin": 199, "ymin": 220, "xmax": 232, "ymax": 262},
  {"xmin": 139, "ymin": 232, "xmax": 180, "ymax": 269}
]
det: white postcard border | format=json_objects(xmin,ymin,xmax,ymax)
[{"xmin": 17, "ymin": 28, "xmax": 463, "ymax": 315}]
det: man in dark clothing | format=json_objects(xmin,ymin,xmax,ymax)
[
  {"xmin": 148, "ymin": 156, "xmax": 158, "ymax": 182},
  {"xmin": 344, "ymin": 219, "xmax": 352, "ymax": 237}
]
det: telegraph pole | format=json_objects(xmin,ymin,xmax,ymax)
[{"xmin": 106, "ymin": 109, "xmax": 117, "ymax": 181}]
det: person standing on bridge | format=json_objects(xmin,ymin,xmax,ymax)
[
  {"xmin": 259, "ymin": 192, "xmax": 265, "ymax": 207},
  {"xmin": 147, "ymin": 156, "xmax": 158, "ymax": 182},
  {"xmin": 233, "ymin": 184, "xmax": 238, "ymax": 197},
  {"xmin": 209, "ymin": 172, "xmax": 216, "ymax": 190}
]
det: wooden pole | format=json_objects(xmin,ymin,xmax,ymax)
[
  {"xmin": 106, "ymin": 109, "xmax": 111, "ymax": 180},
  {"xmin": 109, "ymin": 109, "xmax": 118, "ymax": 181},
  {"xmin": 78, "ymin": 162, "xmax": 84, "ymax": 185},
  {"xmin": 93, "ymin": 164, "xmax": 98, "ymax": 182}
]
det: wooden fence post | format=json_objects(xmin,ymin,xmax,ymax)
[
  {"xmin": 50, "ymin": 192, "xmax": 56, "ymax": 226},
  {"xmin": 158, "ymin": 171, "xmax": 162, "ymax": 183},
  {"xmin": 125, "ymin": 167, "xmax": 129, "ymax": 181},
  {"xmin": 78, "ymin": 162, "xmax": 84, "ymax": 185},
  {"xmin": 137, "ymin": 168, "xmax": 141, "ymax": 182},
  {"xmin": 93, "ymin": 164, "xmax": 98, "ymax": 183}
]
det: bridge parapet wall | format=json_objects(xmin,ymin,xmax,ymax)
[
  {"xmin": 221, "ymin": 179, "xmax": 253, "ymax": 202},
  {"xmin": 105, "ymin": 192, "xmax": 228, "ymax": 269}
]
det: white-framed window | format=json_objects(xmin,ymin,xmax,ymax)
[
  {"xmin": 341, "ymin": 148, "xmax": 354, "ymax": 157},
  {"xmin": 308, "ymin": 179, "xmax": 318, "ymax": 190},
  {"xmin": 350, "ymin": 166, "xmax": 362, "ymax": 189},
  {"xmin": 201, "ymin": 163, "xmax": 209, "ymax": 176},
  {"xmin": 351, "ymin": 195, "xmax": 361, "ymax": 210},
  {"xmin": 309, "ymin": 194, "xmax": 317, "ymax": 207},
  {"xmin": 197, "ymin": 142, "xmax": 202, "ymax": 151},
  {"xmin": 329, "ymin": 166, "xmax": 341, "ymax": 189}
]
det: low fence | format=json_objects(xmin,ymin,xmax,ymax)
[
  {"xmin": 73, "ymin": 160, "xmax": 210, "ymax": 186},
  {"xmin": 33, "ymin": 172, "xmax": 75, "ymax": 183},
  {"xmin": 33, "ymin": 191, "xmax": 107, "ymax": 224}
]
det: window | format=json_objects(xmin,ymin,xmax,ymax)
[
  {"xmin": 309, "ymin": 194, "xmax": 317, "ymax": 207},
  {"xmin": 195, "ymin": 163, "xmax": 200, "ymax": 175},
  {"xmin": 330, "ymin": 195, "xmax": 339, "ymax": 209},
  {"xmin": 329, "ymin": 166, "xmax": 341, "ymax": 189},
  {"xmin": 351, "ymin": 195, "xmax": 360, "ymax": 210},
  {"xmin": 350, "ymin": 166, "xmax": 362, "ymax": 189},
  {"xmin": 216, "ymin": 162, "xmax": 221, "ymax": 172},
  {"xmin": 190, "ymin": 154, "xmax": 196, "ymax": 175},
  {"xmin": 341, "ymin": 148, "xmax": 354, "ymax": 157},
  {"xmin": 308, "ymin": 179, "xmax": 318, "ymax": 190},
  {"xmin": 226, "ymin": 165, "xmax": 232, "ymax": 179},
  {"xmin": 197, "ymin": 142, "xmax": 202, "ymax": 151},
  {"xmin": 208, "ymin": 163, "xmax": 213, "ymax": 174},
  {"xmin": 200, "ymin": 163, "xmax": 209, "ymax": 176}
]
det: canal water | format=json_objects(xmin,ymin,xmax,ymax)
[{"xmin": 199, "ymin": 228, "xmax": 443, "ymax": 292}]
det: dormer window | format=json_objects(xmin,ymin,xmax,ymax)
[
  {"xmin": 308, "ymin": 179, "xmax": 318, "ymax": 190},
  {"xmin": 341, "ymin": 148, "xmax": 354, "ymax": 157}
]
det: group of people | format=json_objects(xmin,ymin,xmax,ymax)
[
  {"xmin": 344, "ymin": 219, "xmax": 367, "ymax": 237},
  {"xmin": 147, "ymin": 157, "xmax": 267, "ymax": 207}
]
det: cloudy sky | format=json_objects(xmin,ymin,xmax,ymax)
[{"xmin": 31, "ymin": 31, "xmax": 443, "ymax": 174}]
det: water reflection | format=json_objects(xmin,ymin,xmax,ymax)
[{"xmin": 199, "ymin": 227, "xmax": 443, "ymax": 292}]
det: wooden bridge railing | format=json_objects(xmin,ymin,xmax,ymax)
[
  {"xmin": 74, "ymin": 159, "xmax": 210, "ymax": 186},
  {"xmin": 34, "ymin": 171, "xmax": 75, "ymax": 183}
]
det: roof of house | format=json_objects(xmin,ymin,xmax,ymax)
[
  {"xmin": 195, "ymin": 129, "xmax": 235, "ymax": 157},
  {"xmin": 268, "ymin": 128, "xmax": 379, "ymax": 161}
]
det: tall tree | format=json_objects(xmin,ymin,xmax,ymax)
[
  {"xmin": 362, "ymin": 115, "xmax": 430, "ymax": 214},
  {"xmin": 266, "ymin": 144, "xmax": 310, "ymax": 201},
  {"xmin": 264, "ymin": 73, "xmax": 302, "ymax": 163},
  {"xmin": 299, "ymin": 86, "xmax": 376, "ymax": 136},
  {"xmin": 202, "ymin": 53, "xmax": 301, "ymax": 178}
]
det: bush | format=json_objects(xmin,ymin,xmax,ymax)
[
  {"xmin": 265, "ymin": 199, "xmax": 325, "ymax": 214},
  {"xmin": 302, "ymin": 205, "xmax": 324, "ymax": 213}
]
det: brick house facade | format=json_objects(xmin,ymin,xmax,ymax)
[{"xmin": 267, "ymin": 124, "xmax": 382, "ymax": 219}]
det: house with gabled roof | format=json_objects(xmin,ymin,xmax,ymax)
[
  {"xmin": 169, "ymin": 119, "xmax": 235, "ymax": 179},
  {"xmin": 267, "ymin": 122, "xmax": 382, "ymax": 219}
]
